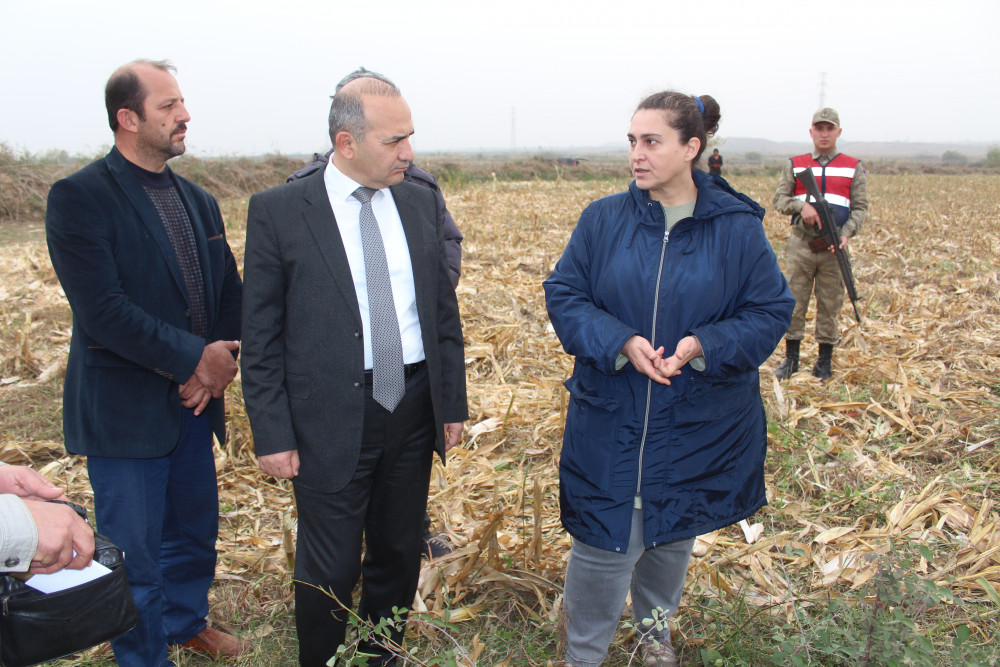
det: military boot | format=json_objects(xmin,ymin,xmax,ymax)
[
  {"xmin": 813, "ymin": 343, "xmax": 833, "ymax": 381},
  {"xmin": 774, "ymin": 339, "xmax": 800, "ymax": 379}
]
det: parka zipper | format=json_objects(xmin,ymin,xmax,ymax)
[{"xmin": 635, "ymin": 223, "xmax": 670, "ymax": 501}]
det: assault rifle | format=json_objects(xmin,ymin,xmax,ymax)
[{"xmin": 795, "ymin": 168, "xmax": 862, "ymax": 324}]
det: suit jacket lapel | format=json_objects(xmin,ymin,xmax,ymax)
[
  {"xmin": 301, "ymin": 171, "xmax": 363, "ymax": 328},
  {"xmin": 106, "ymin": 148, "xmax": 190, "ymax": 306}
]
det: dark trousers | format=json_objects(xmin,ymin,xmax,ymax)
[
  {"xmin": 87, "ymin": 408, "xmax": 217, "ymax": 667},
  {"xmin": 293, "ymin": 368, "xmax": 436, "ymax": 667}
]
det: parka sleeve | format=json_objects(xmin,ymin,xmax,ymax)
[
  {"xmin": 543, "ymin": 204, "xmax": 639, "ymax": 374},
  {"xmin": 687, "ymin": 215, "xmax": 794, "ymax": 376}
]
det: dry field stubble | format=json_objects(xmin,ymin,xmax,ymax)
[{"xmin": 1, "ymin": 173, "xmax": 999, "ymax": 664}]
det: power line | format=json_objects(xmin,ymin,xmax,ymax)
[
  {"xmin": 827, "ymin": 93, "xmax": 1000, "ymax": 101},
  {"xmin": 830, "ymin": 69, "xmax": 1000, "ymax": 80}
]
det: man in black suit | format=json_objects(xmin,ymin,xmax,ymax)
[
  {"xmin": 45, "ymin": 59, "xmax": 245, "ymax": 665},
  {"xmin": 287, "ymin": 71, "xmax": 463, "ymax": 560},
  {"xmin": 241, "ymin": 69, "xmax": 468, "ymax": 666}
]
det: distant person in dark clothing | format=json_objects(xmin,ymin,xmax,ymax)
[{"xmin": 708, "ymin": 148, "xmax": 723, "ymax": 175}]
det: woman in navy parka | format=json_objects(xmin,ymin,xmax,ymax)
[{"xmin": 544, "ymin": 91, "xmax": 793, "ymax": 666}]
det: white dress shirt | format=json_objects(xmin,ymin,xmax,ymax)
[{"xmin": 324, "ymin": 158, "xmax": 425, "ymax": 369}]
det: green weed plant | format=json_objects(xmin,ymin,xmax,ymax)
[{"xmin": 686, "ymin": 542, "xmax": 995, "ymax": 666}]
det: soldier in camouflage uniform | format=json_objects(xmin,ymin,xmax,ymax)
[{"xmin": 772, "ymin": 108, "xmax": 868, "ymax": 380}]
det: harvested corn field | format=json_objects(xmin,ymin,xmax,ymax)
[{"xmin": 1, "ymin": 171, "xmax": 998, "ymax": 665}]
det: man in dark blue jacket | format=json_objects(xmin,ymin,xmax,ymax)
[{"xmin": 45, "ymin": 59, "xmax": 245, "ymax": 665}]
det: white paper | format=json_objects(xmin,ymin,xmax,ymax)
[{"xmin": 24, "ymin": 560, "xmax": 112, "ymax": 594}]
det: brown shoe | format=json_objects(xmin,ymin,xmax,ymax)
[
  {"xmin": 180, "ymin": 626, "xmax": 249, "ymax": 659},
  {"xmin": 639, "ymin": 637, "xmax": 679, "ymax": 667}
]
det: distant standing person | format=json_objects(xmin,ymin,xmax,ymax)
[
  {"xmin": 772, "ymin": 108, "xmax": 868, "ymax": 380},
  {"xmin": 45, "ymin": 59, "xmax": 246, "ymax": 665},
  {"xmin": 707, "ymin": 148, "xmax": 723, "ymax": 175}
]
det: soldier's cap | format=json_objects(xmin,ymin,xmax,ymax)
[{"xmin": 812, "ymin": 108, "xmax": 840, "ymax": 127}]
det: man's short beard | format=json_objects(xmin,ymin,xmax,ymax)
[{"xmin": 167, "ymin": 140, "xmax": 186, "ymax": 158}]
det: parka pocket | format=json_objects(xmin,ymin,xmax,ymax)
[
  {"xmin": 667, "ymin": 381, "xmax": 762, "ymax": 487},
  {"xmin": 560, "ymin": 375, "xmax": 621, "ymax": 492}
]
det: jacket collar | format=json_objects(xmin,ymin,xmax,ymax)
[
  {"xmin": 811, "ymin": 149, "xmax": 840, "ymax": 162},
  {"xmin": 628, "ymin": 169, "xmax": 764, "ymax": 222},
  {"xmin": 624, "ymin": 169, "xmax": 764, "ymax": 248}
]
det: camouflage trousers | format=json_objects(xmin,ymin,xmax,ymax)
[{"xmin": 783, "ymin": 233, "xmax": 845, "ymax": 345}]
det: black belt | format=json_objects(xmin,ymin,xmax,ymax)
[{"xmin": 363, "ymin": 360, "xmax": 426, "ymax": 385}]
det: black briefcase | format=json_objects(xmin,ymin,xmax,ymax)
[{"xmin": 0, "ymin": 506, "xmax": 138, "ymax": 667}]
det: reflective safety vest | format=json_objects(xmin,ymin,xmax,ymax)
[{"xmin": 790, "ymin": 153, "xmax": 859, "ymax": 227}]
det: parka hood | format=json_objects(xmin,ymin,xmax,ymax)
[{"xmin": 627, "ymin": 168, "xmax": 765, "ymax": 224}]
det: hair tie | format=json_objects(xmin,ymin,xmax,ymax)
[{"xmin": 694, "ymin": 96, "xmax": 705, "ymax": 114}]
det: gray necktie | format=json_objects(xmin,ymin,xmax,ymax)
[{"xmin": 352, "ymin": 186, "xmax": 406, "ymax": 412}]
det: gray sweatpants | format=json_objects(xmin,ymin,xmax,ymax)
[{"xmin": 563, "ymin": 508, "xmax": 694, "ymax": 666}]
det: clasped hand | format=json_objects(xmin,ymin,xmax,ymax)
[
  {"xmin": 622, "ymin": 335, "xmax": 703, "ymax": 385},
  {"xmin": 179, "ymin": 340, "xmax": 240, "ymax": 415}
]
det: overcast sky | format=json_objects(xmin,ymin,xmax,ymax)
[{"xmin": 2, "ymin": 0, "xmax": 998, "ymax": 157}]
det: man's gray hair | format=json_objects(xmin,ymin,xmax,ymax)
[{"xmin": 328, "ymin": 67, "xmax": 401, "ymax": 145}]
